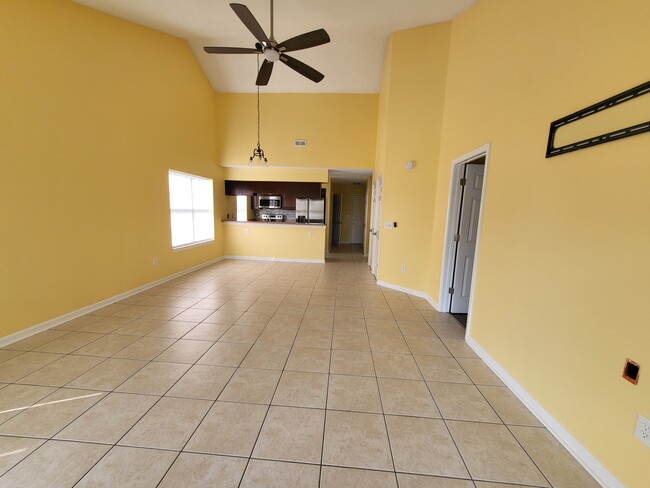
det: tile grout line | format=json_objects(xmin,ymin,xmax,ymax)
[
  {"xmin": 400, "ymin": 302, "xmax": 476, "ymax": 485},
  {"xmin": 317, "ymin": 265, "xmax": 343, "ymax": 488},
  {"xmin": 365, "ymin": 270, "xmax": 401, "ymax": 484},
  {"xmin": 1, "ymin": 260, "xmax": 252, "ymax": 485},
  {"xmin": 234, "ymin": 262, "xmax": 314, "ymax": 488}
]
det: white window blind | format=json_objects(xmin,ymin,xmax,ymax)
[{"xmin": 168, "ymin": 170, "xmax": 214, "ymax": 249}]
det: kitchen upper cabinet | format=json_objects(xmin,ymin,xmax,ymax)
[{"xmin": 224, "ymin": 181, "xmax": 321, "ymax": 209}]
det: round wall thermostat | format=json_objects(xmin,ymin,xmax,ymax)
[{"xmin": 405, "ymin": 160, "xmax": 415, "ymax": 170}]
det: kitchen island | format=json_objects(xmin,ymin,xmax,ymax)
[{"xmin": 222, "ymin": 220, "xmax": 326, "ymax": 263}]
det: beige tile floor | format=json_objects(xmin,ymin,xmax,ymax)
[{"xmin": 0, "ymin": 245, "xmax": 601, "ymax": 487}]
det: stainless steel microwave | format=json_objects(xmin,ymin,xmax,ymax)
[{"xmin": 257, "ymin": 195, "xmax": 282, "ymax": 209}]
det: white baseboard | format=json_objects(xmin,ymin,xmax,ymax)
[
  {"xmin": 376, "ymin": 280, "xmax": 440, "ymax": 311},
  {"xmin": 0, "ymin": 256, "xmax": 224, "ymax": 348},
  {"xmin": 376, "ymin": 280, "xmax": 427, "ymax": 298},
  {"xmin": 224, "ymin": 255, "xmax": 325, "ymax": 264},
  {"xmin": 424, "ymin": 294, "xmax": 440, "ymax": 311},
  {"xmin": 375, "ymin": 277, "xmax": 620, "ymax": 487},
  {"xmin": 466, "ymin": 337, "xmax": 623, "ymax": 488}
]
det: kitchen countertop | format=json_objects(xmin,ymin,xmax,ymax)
[{"xmin": 221, "ymin": 220, "xmax": 326, "ymax": 227}]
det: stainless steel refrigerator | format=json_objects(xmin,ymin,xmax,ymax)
[{"xmin": 295, "ymin": 198, "xmax": 325, "ymax": 224}]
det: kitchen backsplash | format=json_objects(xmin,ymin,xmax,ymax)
[{"xmin": 254, "ymin": 209, "xmax": 296, "ymax": 222}]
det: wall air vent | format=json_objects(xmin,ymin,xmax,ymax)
[{"xmin": 293, "ymin": 139, "xmax": 308, "ymax": 147}]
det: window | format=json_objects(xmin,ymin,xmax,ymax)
[
  {"xmin": 168, "ymin": 170, "xmax": 214, "ymax": 249},
  {"xmin": 236, "ymin": 195, "xmax": 248, "ymax": 222}
]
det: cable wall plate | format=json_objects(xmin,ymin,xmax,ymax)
[{"xmin": 546, "ymin": 80, "xmax": 650, "ymax": 158}]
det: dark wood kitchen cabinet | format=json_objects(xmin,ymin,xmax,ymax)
[{"xmin": 224, "ymin": 181, "xmax": 321, "ymax": 209}]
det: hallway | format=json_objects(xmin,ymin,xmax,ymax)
[{"xmin": 0, "ymin": 251, "xmax": 599, "ymax": 487}]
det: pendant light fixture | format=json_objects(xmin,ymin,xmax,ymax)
[{"xmin": 249, "ymin": 55, "xmax": 268, "ymax": 165}]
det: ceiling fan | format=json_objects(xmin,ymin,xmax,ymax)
[{"xmin": 203, "ymin": 0, "xmax": 330, "ymax": 86}]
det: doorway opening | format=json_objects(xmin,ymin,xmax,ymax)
[
  {"xmin": 328, "ymin": 177, "xmax": 369, "ymax": 254},
  {"xmin": 328, "ymin": 169, "xmax": 372, "ymax": 258},
  {"xmin": 439, "ymin": 144, "xmax": 490, "ymax": 332}
]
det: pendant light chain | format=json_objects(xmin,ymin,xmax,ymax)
[
  {"xmin": 257, "ymin": 57, "xmax": 261, "ymax": 147},
  {"xmin": 249, "ymin": 53, "xmax": 268, "ymax": 165}
]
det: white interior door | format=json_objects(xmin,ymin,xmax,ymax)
[
  {"xmin": 369, "ymin": 177, "xmax": 382, "ymax": 277},
  {"xmin": 450, "ymin": 163, "xmax": 484, "ymax": 314},
  {"xmin": 350, "ymin": 194, "xmax": 366, "ymax": 244}
]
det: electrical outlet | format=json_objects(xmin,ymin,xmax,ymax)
[
  {"xmin": 307, "ymin": 230, "xmax": 312, "ymax": 237},
  {"xmin": 635, "ymin": 414, "xmax": 650, "ymax": 447},
  {"xmin": 152, "ymin": 257, "xmax": 158, "ymax": 266},
  {"xmin": 401, "ymin": 264, "xmax": 406, "ymax": 272}
]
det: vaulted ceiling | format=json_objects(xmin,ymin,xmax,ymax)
[{"xmin": 72, "ymin": 0, "xmax": 476, "ymax": 93}]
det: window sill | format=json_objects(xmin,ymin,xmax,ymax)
[{"xmin": 172, "ymin": 239, "xmax": 215, "ymax": 252}]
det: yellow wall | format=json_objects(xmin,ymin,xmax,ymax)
[
  {"xmin": 331, "ymin": 182, "xmax": 368, "ymax": 244},
  {"xmin": 374, "ymin": 23, "xmax": 452, "ymax": 290},
  {"xmin": 223, "ymin": 167, "xmax": 328, "ymax": 183},
  {"xmin": 215, "ymin": 93, "xmax": 378, "ymax": 168},
  {"xmin": 374, "ymin": 37, "xmax": 394, "ymax": 178},
  {"xmin": 223, "ymin": 223, "xmax": 325, "ymax": 262},
  {"xmin": 427, "ymin": 1, "xmax": 649, "ymax": 486},
  {"xmin": 0, "ymin": 0, "xmax": 221, "ymax": 337}
]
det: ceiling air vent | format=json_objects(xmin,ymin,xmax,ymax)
[{"xmin": 293, "ymin": 139, "xmax": 308, "ymax": 148}]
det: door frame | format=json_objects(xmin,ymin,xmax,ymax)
[
  {"xmin": 439, "ymin": 143, "xmax": 491, "ymax": 334},
  {"xmin": 368, "ymin": 175, "xmax": 382, "ymax": 277},
  {"xmin": 363, "ymin": 184, "xmax": 370, "ymax": 256}
]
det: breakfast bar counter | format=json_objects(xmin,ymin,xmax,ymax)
[{"xmin": 221, "ymin": 220, "xmax": 326, "ymax": 262}]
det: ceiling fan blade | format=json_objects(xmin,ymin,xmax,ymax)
[
  {"xmin": 277, "ymin": 29, "xmax": 330, "ymax": 53},
  {"xmin": 279, "ymin": 54, "xmax": 324, "ymax": 83},
  {"xmin": 256, "ymin": 59, "xmax": 274, "ymax": 86},
  {"xmin": 230, "ymin": 3, "xmax": 270, "ymax": 45},
  {"xmin": 203, "ymin": 46, "xmax": 260, "ymax": 54}
]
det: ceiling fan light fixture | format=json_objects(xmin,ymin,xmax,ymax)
[{"xmin": 263, "ymin": 49, "xmax": 280, "ymax": 62}]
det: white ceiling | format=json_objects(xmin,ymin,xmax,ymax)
[
  {"xmin": 71, "ymin": 0, "xmax": 476, "ymax": 93},
  {"xmin": 329, "ymin": 169, "xmax": 373, "ymax": 185}
]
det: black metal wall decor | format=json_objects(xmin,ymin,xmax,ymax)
[{"xmin": 546, "ymin": 81, "xmax": 650, "ymax": 158}]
